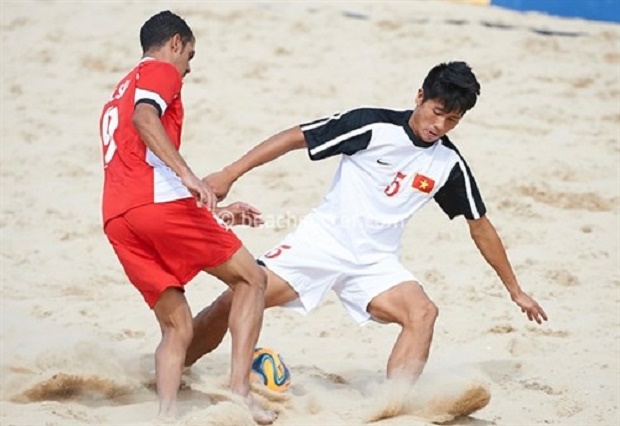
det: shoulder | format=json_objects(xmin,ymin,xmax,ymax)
[
  {"xmin": 300, "ymin": 106, "xmax": 411, "ymax": 137},
  {"xmin": 348, "ymin": 106, "xmax": 410, "ymax": 126},
  {"xmin": 438, "ymin": 134, "xmax": 463, "ymax": 157},
  {"xmin": 437, "ymin": 135, "xmax": 478, "ymax": 173}
]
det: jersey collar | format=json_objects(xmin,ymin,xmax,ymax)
[{"xmin": 403, "ymin": 110, "xmax": 438, "ymax": 149}]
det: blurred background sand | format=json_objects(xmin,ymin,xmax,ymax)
[{"xmin": 1, "ymin": 1, "xmax": 619, "ymax": 424}]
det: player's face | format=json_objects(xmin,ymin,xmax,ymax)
[
  {"xmin": 179, "ymin": 41, "xmax": 195, "ymax": 78},
  {"xmin": 171, "ymin": 36, "xmax": 195, "ymax": 79},
  {"xmin": 409, "ymin": 89, "xmax": 463, "ymax": 143}
]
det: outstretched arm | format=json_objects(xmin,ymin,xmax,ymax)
[
  {"xmin": 205, "ymin": 126, "xmax": 307, "ymax": 201},
  {"xmin": 467, "ymin": 216, "xmax": 548, "ymax": 324}
]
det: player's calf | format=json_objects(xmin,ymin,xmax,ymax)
[
  {"xmin": 185, "ymin": 290, "xmax": 234, "ymax": 367},
  {"xmin": 368, "ymin": 282, "xmax": 439, "ymax": 381},
  {"xmin": 152, "ymin": 288, "xmax": 194, "ymax": 417}
]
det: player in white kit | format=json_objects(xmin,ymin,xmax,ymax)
[{"xmin": 184, "ymin": 61, "xmax": 548, "ymax": 381}]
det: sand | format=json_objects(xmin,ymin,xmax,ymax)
[{"xmin": 1, "ymin": 1, "xmax": 619, "ymax": 425}]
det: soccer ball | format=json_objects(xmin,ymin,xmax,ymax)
[{"xmin": 251, "ymin": 347, "xmax": 291, "ymax": 392}]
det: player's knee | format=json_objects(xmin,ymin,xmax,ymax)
[
  {"xmin": 242, "ymin": 264, "xmax": 268, "ymax": 292},
  {"xmin": 404, "ymin": 299, "xmax": 438, "ymax": 328},
  {"xmin": 159, "ymin": 311, "xmax": 194, "ymax": 347}
]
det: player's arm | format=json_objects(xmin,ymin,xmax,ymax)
[
  {"xmin": 433, "ymin": 156, "xmax": 547, "ymax": 324},
  {"xmin": 133, "ymin": 103, "xmax": 215, "ymax": 210},
  {"xmin": 467, "ymin": 216, "xmax": 548, "ymax": 324},
  {"xmin": 207, "ymin": 108, "xmax": 374, "ymax": 200},
  {"xmin": 207, "ymin": 126, "xmax": 307, "ymax": 199}
]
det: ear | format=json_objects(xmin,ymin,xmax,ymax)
[
  {"xmin": 415, "ymin": 89, "xmax": 424, "ymax": 107},
  {"xmin": 171, "ymin": 33, "xmax": 183, "ymax": 53}
]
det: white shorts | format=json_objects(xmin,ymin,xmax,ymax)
[{"xmin": 259, "ymin": 216, "xmax": 417, "ymax": 325}]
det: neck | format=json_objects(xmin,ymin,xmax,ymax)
[
  {"xmin": 407, "ymin": 112, "xmax": 424, "ymax": 141},
  {"xmin": 142, "ymin": 49, "xmax": 167, "ymax": 62}
]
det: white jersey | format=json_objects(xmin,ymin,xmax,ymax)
[{"xmin": 299, "ymin": 107, "xmax": 486, "ymax": 262}]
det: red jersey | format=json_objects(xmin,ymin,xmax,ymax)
[{"xmin": 99, "ymin": 58, "xmax": 191, "ymax": 225}]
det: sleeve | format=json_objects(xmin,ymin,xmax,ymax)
[
  {"xmin": 134, "ymin": 61, "xmax": 182, "ymax": 116},
  {"xmin": 300, "ymin": 108, "xmax": 375, "ymax": 161},
  {"xmin": 433, "ymin": 158, "xmax": 487, "ymax": 220}
]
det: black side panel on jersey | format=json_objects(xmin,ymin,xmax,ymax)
[
  {"xmin": 301, "ymin": 108, "xmax": 408, "ymax": 161},
  {"xmin": 433, "ymin": 137, "xmax": 487, "ymax": 220}
]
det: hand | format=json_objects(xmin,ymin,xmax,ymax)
[
  {"xmin": 203, "ymin": 168, "xmax": 236, "ymax": 202},
  {"xmin": 180, "ymin": 171, "xmax": 216, "ymax": 211},
  {"xmin": 215, "ymin": 202, "xmax": 264, "ymax": 227},
  {"xmin": 511, "ymin": 291, "xmax": 548, "ymax": 324}
]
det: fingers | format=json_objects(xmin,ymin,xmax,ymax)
[
  {"xmin": 525, "ymin": 305, "xmax": 548, "ymax": 324},
  {"xmin": 246, "ymin": 213, "xmax": 264, "ymax": 227},
  {"xmin": 247, "ymin": 205, "xmax": 262, "ymax": 215},
  {"xmin": 241, "ymin": 205, "xmax": 264, "ymax": 227},
  {"xmin": 538, "ymin": 306, "xmax": 549, "ymax": 322},
  {"xmin": 182, "ymin": 173, "xmax": 216, "ymax": 210},
  {"xmin": 206, "ymin": 191, "xmax": 216, "ymax": 211},
  {"xmin": 189, "ymin": 190, "xmax": 207, "ymax": 210},
  {"xmin": 515, "ymin": 293, "xmax": 548, "ymax": 325},
  {"xmin": 194, "ymin": 186, "xmax": 216, "ymax": 211},
  {"xmin": 239, "ymin": 210, "xmax": 264, "ymax": 227},
  {"xmin": 214, "ymin": 203, "xmax": 264, "ymax": 227},
  {"xmin": 232, "ymin": 201, "xmax": 262, "ymax": 214},
  {"xmin": 229, "ymin": 202, "xmax": 264, "ymax": 226}
]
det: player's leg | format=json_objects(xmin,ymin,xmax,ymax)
[
  {"xmin": 184, "ymin": 290, "xmax": 231, "ymax": 367},
  {"xmin": 202, "ymin": 247, "xmax": 280, "ymax": 425},
  {"xmin": 105, "ymin": 213, "xmax": 191, "ymax": 418},
  {"xmin": 152, "ymin": 288, "xmax": 194, "ymax": 418},
  {"xmin": 367, "ymin": 281, "xmax": 438, "ymax": 381},
  {"xmin": 121, "ymin": 199, "xmax": 267, "ymax": 416},
  {"xmin": 185, "ymin": 266, "xmax": 299, "ymax": 367}
]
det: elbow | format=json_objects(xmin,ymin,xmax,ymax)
[
  {"xmin": 468, "ymin": 215, "xmax": 492, "ymax": 239},
  {"xmin": 291, "ymin": 126, "xmax": 308, "ymax": 150}
]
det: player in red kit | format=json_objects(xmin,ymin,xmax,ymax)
[{"xmin": 99, "ymin": 11, "xmax": 274, "ymax": 424}]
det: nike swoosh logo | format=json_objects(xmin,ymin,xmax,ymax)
[{"xmin": 376, "ymin": 159, "xmax": 390, "ymax": 166}]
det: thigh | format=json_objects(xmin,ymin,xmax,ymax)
[
  {"xmin": 105, "ymin": 215, "xmax": 182, "ymax": 308},
  {"xmin": 367, "ymin": 281, "xmax": 431, "ymax": 324},
  {"xmin": 125, "ymin": 199, "xmax": 242, "ymax": 283},
  {"xmin": 258, "ymin": 233, "xmax": 342, "ymax": 314},
  {"xmin": 209, "ymin": 266, "xmax": 299, "ymax": 314},
  {"xmin": 335, "ymin": 258, "xmax": 417, "ymax": 325},
  {"xmin": 203, "ymin": 245, "xmax": 265, "ymax": 289},
  {"xmin": 263, "ymin": 267, "xmax": 300, "ymax": 308}
]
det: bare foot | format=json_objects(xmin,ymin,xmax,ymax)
[
  {"xmin": 244, "ymin": 394, "xmax": 277, "ymax": 425},
  {"xmin": 156, "ymin": 405, "xmax": 177, "ymax": 422}
]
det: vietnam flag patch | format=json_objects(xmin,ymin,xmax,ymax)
[{"xmin": 412, "ymin": 173, "xmax": 435, "ymax": 193}]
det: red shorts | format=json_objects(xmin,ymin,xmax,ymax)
[{"xmin": 104, "ymin": 199, "xmax": 242, "ymax": 308}]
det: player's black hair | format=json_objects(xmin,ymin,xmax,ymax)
[
  {"xmin": 140, "ymin": 11, "xmax": 194, "ymax": 53},
  {"xmin": 422, "ymin": 61, "xmax": 481, "ymax": 115}
]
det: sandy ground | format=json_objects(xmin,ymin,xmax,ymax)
[{"xmin": 1, "ymin": 1, "xmax": 619, "ymax": 425}]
